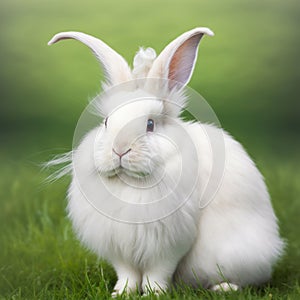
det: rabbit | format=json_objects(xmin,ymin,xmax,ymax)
[{"xmin": 48, "ymin": 27, "xmax": 284, "ymax": 296}]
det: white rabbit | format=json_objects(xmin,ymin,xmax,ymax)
[{"xmin": 48, "ymin": 27, "xmax": 284, "ymax": 295}]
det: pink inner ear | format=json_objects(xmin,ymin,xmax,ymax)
[{"xmin": 168, "ymin": 34, "xmax": 203, "ymax": 88}]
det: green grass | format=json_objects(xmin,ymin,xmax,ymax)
[
  {"xmin": 1, "ymin": 157, "xmax": 300, "ymax": 299},
  {"xmin": 1, "ymin": 0, "xmax": 300, "ymax": 299}
]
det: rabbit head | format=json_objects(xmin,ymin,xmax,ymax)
[{"xmin": 48, "ymin": 28, "xmax": 214, "ymax": 182}]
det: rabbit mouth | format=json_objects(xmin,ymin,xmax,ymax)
[
  {"xmin": 104, "ymin": 166, "xmax": 150, "ymax": 179},
  {"xmin": 122, "ymin": 168, "xmax": 150, "ymax": 178}
]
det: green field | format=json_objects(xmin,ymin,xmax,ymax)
[{"xmin": 1, "ymin": 0, "xmax": 300, "ymax": 299}]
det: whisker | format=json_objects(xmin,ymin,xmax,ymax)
[{"xmin": 42, "ymin": 151, "xmax": 73, "ymax": 183}]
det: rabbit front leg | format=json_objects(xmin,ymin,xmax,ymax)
[
  {"xmin": 111, "ymin": 262, "xmax": 141, "ymax": 297},
  {"xmin": 142, "ymin": 260, "xmax": 177, "ymax": 295}
]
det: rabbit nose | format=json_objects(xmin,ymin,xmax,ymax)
[{"xmin": 113, "ymin": 148, "xmax": 132, "ymax": 159}]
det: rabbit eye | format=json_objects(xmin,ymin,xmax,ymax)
[
  {"xmin": 147, "ymin": 119, "xmax": 154, "ymax": 132},
  {"xmin": 104, "ymin": 117, "xmax": 108, "ymax": 128}
]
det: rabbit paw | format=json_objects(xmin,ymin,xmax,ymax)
[
  {"xmin": 111, "ymin": 278, "xmax": 139, "ymax": 297},
  {"xmin": 142, "ymin": 278, "xmax": 168, "ymax": 296},
  {"xmin": 210, "ymin": 282, "xmax": 240, "ymax": 292}
]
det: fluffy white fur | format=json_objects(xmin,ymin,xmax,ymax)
[{"xmin": 48, "ymin": 28, "xmax": 284, "ymax": 295}]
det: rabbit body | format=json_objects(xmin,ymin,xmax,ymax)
[
  {"xmin": 67, "ymin": 115, "xmax": 283, "ymax": 292},
  {"xmin": 49, "ymin": 28, "xmax": 284, "ymax": 294}
]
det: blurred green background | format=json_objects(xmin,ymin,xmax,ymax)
[
  {"xmin": 1, "ymin": 0, "xmax": 300, "ymax": 159},
  {"xmin": 1, "ymin": 0, "xmax": 300, "ymax": 299}
]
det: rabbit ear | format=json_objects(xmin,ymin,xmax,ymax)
[
  {"xmin": 48, "ymin": 31, "xmax": 132, "ymax": 86},
  {"xmin": 147, "ymin": 27, "xmax": 214, "ymax": 90}
]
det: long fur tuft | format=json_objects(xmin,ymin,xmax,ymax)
[{"xmin": 132, "ymin": 47, "xmax": 157, "ymax": 79}]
